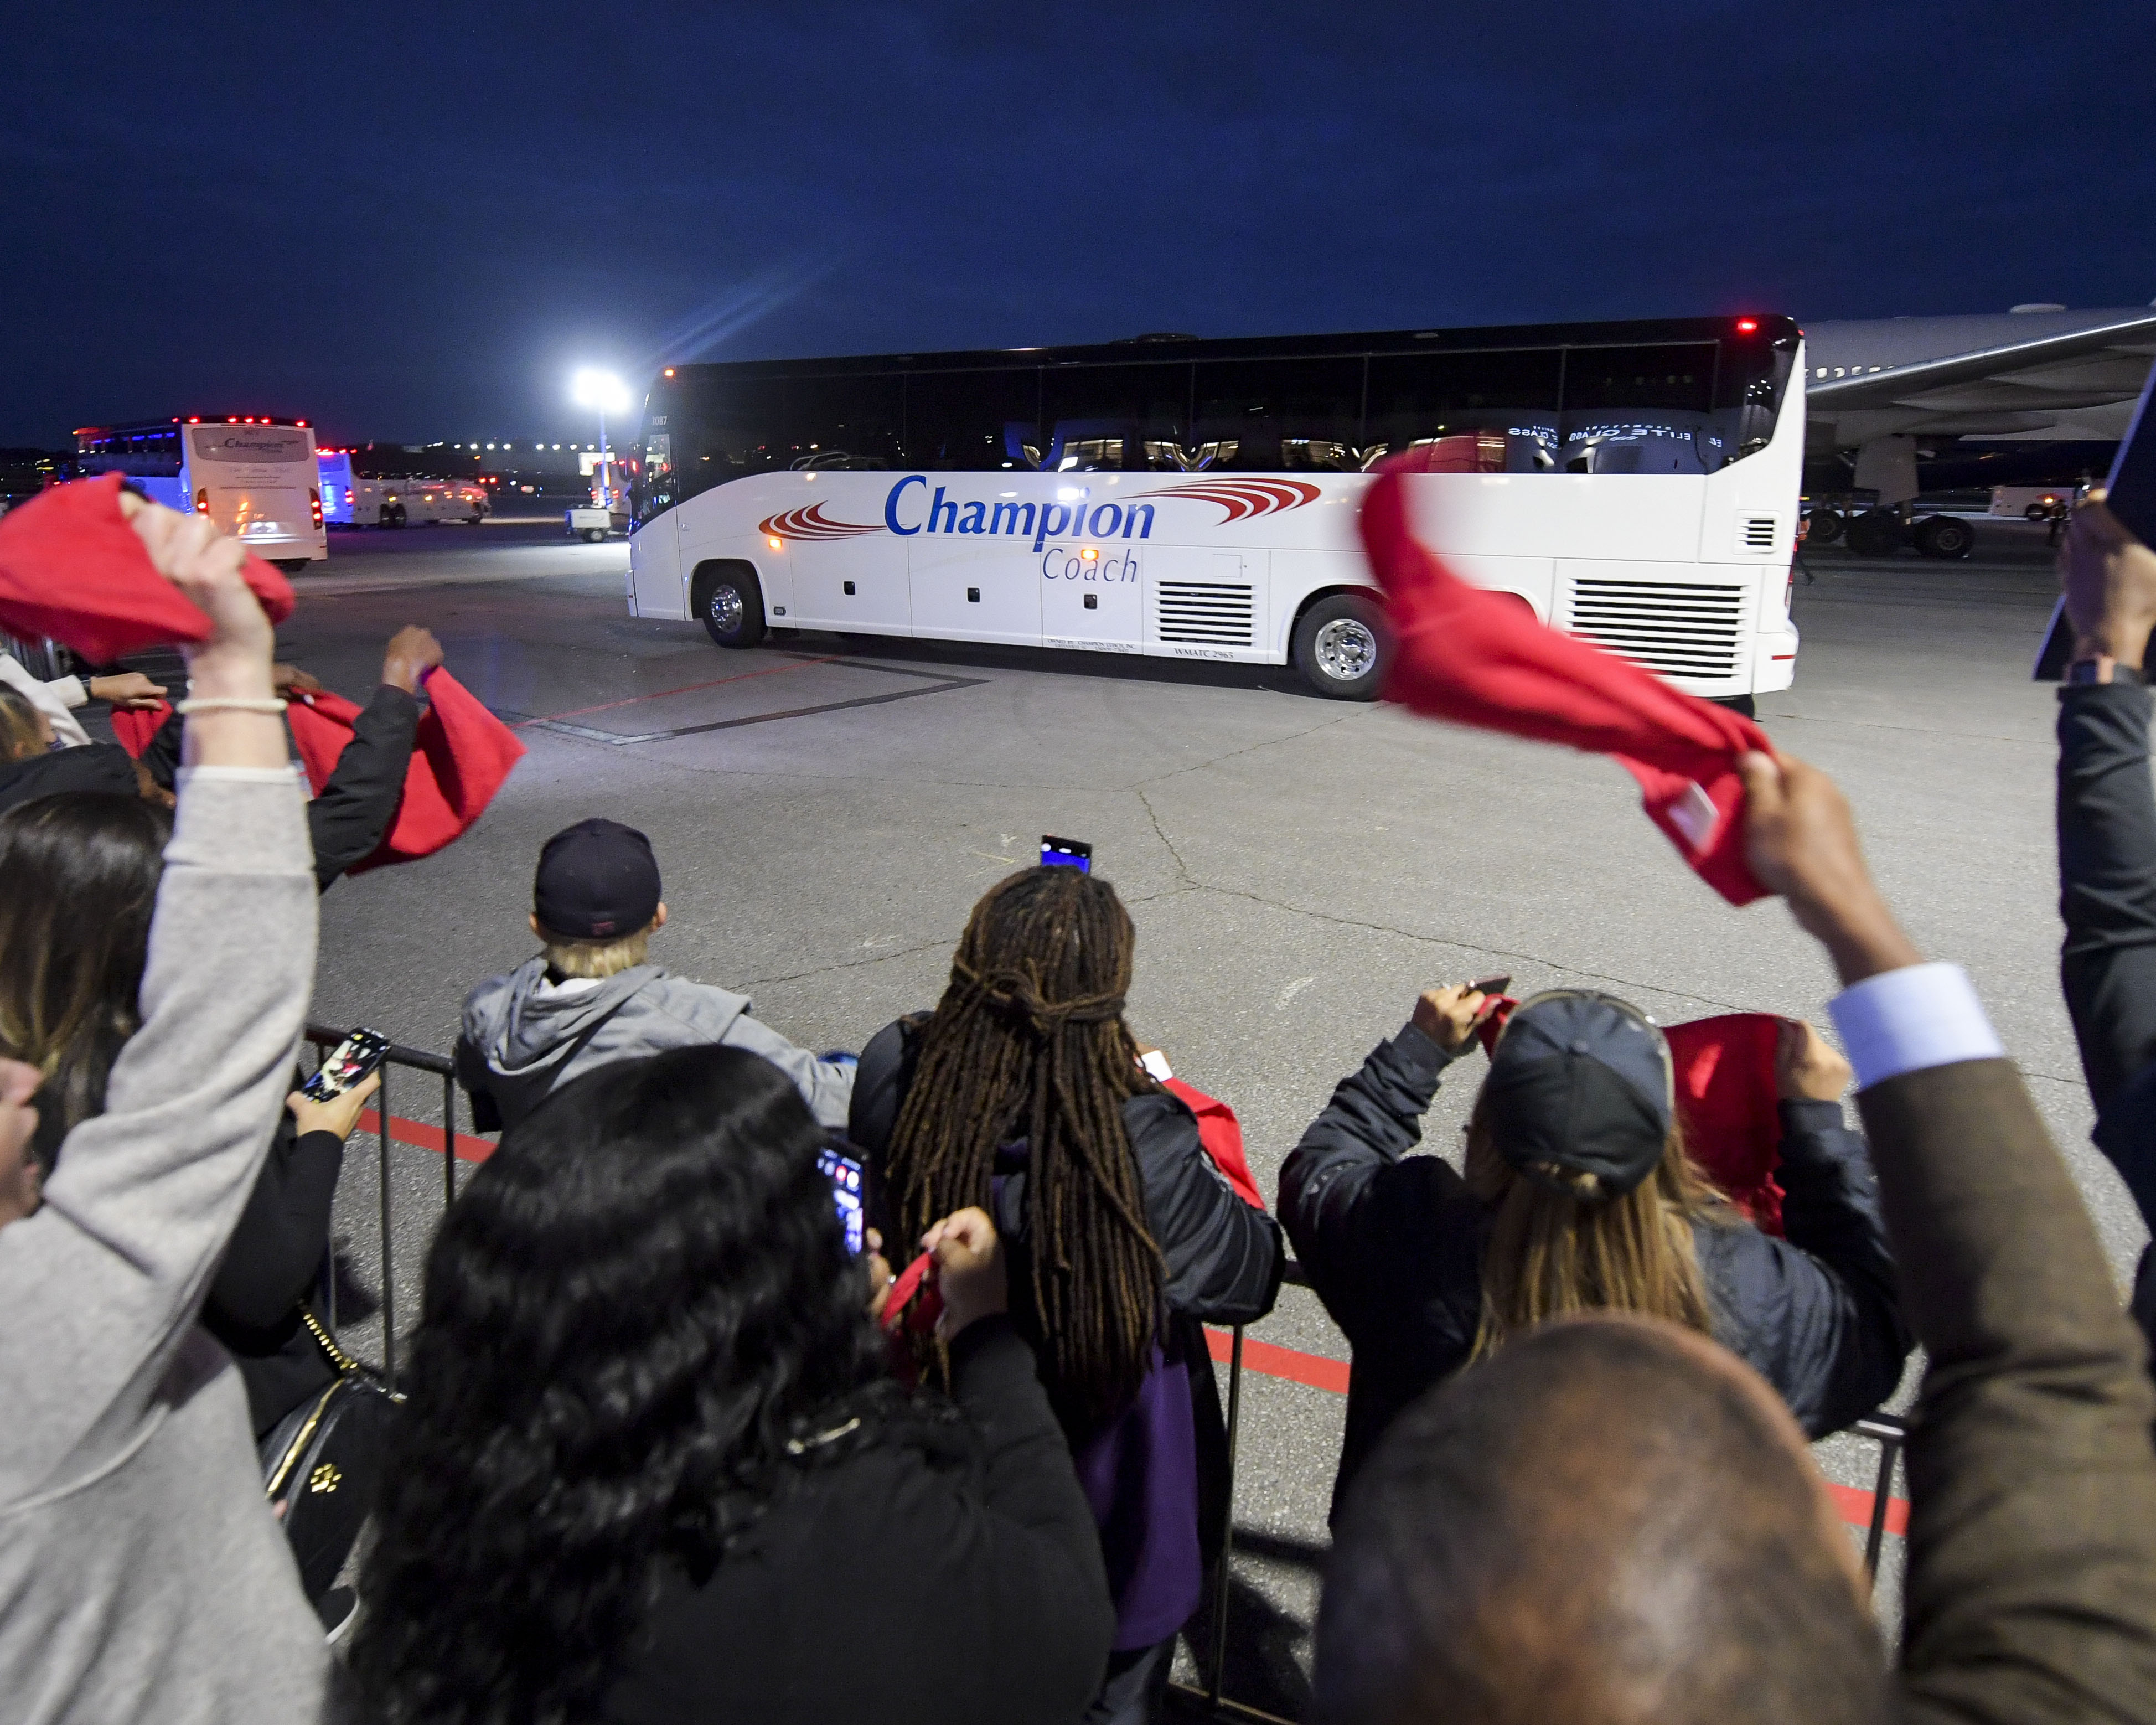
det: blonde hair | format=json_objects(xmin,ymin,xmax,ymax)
[
  {"xmin": 539, "ymin": 922, "xmax": 653, "ymax": 979},
  {"xmin": 1466, "ymin": 1098, "xmax": 1722, "ymax": 1360}
]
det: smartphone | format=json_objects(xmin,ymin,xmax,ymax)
[
  {"xmin": 302, "ymin": 1028, "xmax": 390, "ymax": 1102},
  {"xmin": 817, "ymin": 1145, "xmax": 866, "ymax": 1254},
  {"xmin": 1468, "ymin": 974, "xmax": 1512, "ymax": 996},
  {"xmin": 2106, "ymin": 365, "xmax": 2156, "ymax": 550},
  {"xmin": 1040, "ymin": 835, "xmax": 1092, "ymax": 872},
  {"xmin": 2036, "ymin": 366, "xmax": 2156, "ymax": 680}
]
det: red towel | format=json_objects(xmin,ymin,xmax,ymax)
[
  {"xmin": 1163, "ymin": 1077, "xmax": 1267, "ymax": 1211},
  {"xmin": 1357, "ymin": 463, "xmax": 1771, "ymax": 904},
  {"xmin": 0, "ymin": 474, "xmax": 294, "ymax": 662},
  {"xmin": 284, "ymin": 669, "xmax": 524, "ymax": 872},
  {"xmin": 112, "ymin": 670, "xmax": 524, "ymax": 871},
  {"xmin": 1663, "ymin": 1013, "xmax": 1785, "ymax": 1235}
]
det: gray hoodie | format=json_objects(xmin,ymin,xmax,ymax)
[{"xmin": 457, "ymin": 957, "xmax": 855, "ymax": 1133}]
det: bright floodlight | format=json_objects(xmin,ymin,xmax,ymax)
[{"xmin": 571, "ymin": 368, "xmax": 631, "ymax": 415}]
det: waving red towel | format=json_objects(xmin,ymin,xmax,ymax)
[
  {"xmin": 284, "ymin": 669, "xmax": 524, "ymax": 871},
  {"xmin": 0, "ymin": 474, "xmax": 295, "ymax": 661},
  {"xmin": 1663, "ymin": 1013, "xmax": 1786, "ymax": 1235},
  {"xmin": 1357, "ymin": 463, "xmax": 1771, "ymax": 903}
]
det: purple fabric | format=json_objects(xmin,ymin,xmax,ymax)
[{"xmin": 1070, "ymin": 1348, "xmax": 1203, "ymax": 1651}]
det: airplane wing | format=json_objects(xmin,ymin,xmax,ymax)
[{"xmin": 1810, "ymin": 311, "xmax": 2156, "ymax": 410}]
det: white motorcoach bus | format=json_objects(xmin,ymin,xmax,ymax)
[
  {"xmin": 625, "ymin": 317, "xmax": 1805, "ymax": 703},
  {"xmin": 75, "ymin": 416, "xmax": 327, "ymax": 571}
]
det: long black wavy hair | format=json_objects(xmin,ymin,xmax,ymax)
[
  {"xmin": 0, "ymin": 792, "xmax": 170, "ymax": 1173},
  {"xmin": 351, "ymin": 1045, "xmax": 903, "ymax": 1725}
]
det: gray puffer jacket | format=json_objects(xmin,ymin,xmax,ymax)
[{"xmin": 457, "ymin": 957, "xmax": 855, "ymax": 1132}]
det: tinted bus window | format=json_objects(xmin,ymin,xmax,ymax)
[
  {"xmin": 784, "ymin": 373, "xmax": 905, "ymax": 469},
  {"xmin": 1560, "ymin": 342, "xmax": 1719, "ymax": 474},
  {"xmin": 1365, "ymin": 349, "xmax": 1563, "ymax": 472},
  {"xmin": 902, "ymin": 368, "xmax": 1042, "ymax": 471},
  {"xmin": 674, "ymin": 374, "xmax": 787, "ymax": 500},
  {"xmin": 1040, "ymin": 362, "xmax": 1191, "ymax": 470},
  {"xmin": 1193, "ymin": 357, "xmax": 1366, "ymax": 471}
]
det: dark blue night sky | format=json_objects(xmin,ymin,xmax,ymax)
[{"xmin": 4, "ymin": 3, "xmax": 2150, "ymax": 447}]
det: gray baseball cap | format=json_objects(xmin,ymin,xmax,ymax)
[{"xmin": 1482, "ymin": 991, "xmax": 1673, "ymax": 1196}]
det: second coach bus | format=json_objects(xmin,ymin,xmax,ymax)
[
  {"xmin": 625, "ymin": 316, "xmax": 1805, "ymax": 702},
  {"xmin": 76, "ymin": 416, "xmax": 327, "ymax": 570}
]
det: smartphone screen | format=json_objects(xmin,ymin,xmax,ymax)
[
  {"xmin": 1041, "ymin": 835, "xmax": 1092, "ymax": 872},
  {"xmin": 302, "ymin": 1029, "xmax": 390, "ymax": 1102},
  {"xmin": 816, "ymin": 1145, "xmax": 866, "ymax": 1254}
]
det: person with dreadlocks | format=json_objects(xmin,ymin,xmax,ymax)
[{"xmin": 851, "ymin": 865, "xmax": 1284, "ymax": 1724}]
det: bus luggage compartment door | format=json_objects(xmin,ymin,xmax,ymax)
[{"xmin": 1042, "ymin": 540, "xmax": 1142, "ymax": 651}]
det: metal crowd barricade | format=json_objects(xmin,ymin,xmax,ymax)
[
  {"xmin": 306, "ymin": 1022, "xmax": 1913, "ymax": 1722},
  {"xmin": 304, "ymin": 1023, "xmax": 470, "ymax": 1391}
]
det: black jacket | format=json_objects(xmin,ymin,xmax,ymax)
[
  {"xmin": 601, "ymin": 1316, "xmax": 1115, "ymax": 1725},
  {"xmin": 201, "ymin": 1112, "xmax": 345, "ymax": 1437},
  {"xmin": 142, "ymin": 682, "xmax": 419, "ymax": 889},
  {"xmin": 1280, "ymin": 1020, "xmax": 1912, "ymax": 1520},
  {"xmin": 2056, "ymin": 680, "xmax": 2156, "ymax": 1340},
  {"xmin": 849, "ymin": 1018, "xmax": 1285, "ymax": 1385}
]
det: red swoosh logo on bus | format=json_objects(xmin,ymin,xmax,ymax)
[
  {"xmin": 1134, "ymin": 478, "xmax": 1323, "ymax": 523},
  {"xmin": 758, "ymin": 504, "xmax": 883, "ymax": 541}
]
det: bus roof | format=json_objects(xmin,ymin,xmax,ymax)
[
  {"xmin": 74, "ymin": 415, "xmax": 312, "ymax": 440},
  {"xmin": 649, "ymin": 314, "xmax": 1798, "ymax": 386}
]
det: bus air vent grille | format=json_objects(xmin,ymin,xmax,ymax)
[
  {"xmin": 1740, "ymin": 515, "xmax": 1777, "ymax": 551},
  {"xmin": 1564, "ymin": 579, "xmax": 1745, "ymax": 681},
  {"xmin": 1156, "ymin": 581, "xmax": 1255, "ymax": 646}
]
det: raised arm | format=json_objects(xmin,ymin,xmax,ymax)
[
  {"xmin": 1741, "ymin": 747, "xmax": 2156, "ymax": 1723},
  {"xmin": 2054, "ymin": 499, "xmax": 2156, "ymax": 1252},
  {"xmin": 1279, "ymin": 987, "xmax": 1485, "ymax": 1321},
  {"xmin": 0, "ymin": 504, "xmax": 314, "ymax": 1497}
]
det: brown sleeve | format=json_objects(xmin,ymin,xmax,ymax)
[{"xmin": 1858, "ymin": 1059, "xmax": 2156, "ymax": 1724}]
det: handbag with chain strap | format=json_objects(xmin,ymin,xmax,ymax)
[{"xmin": 257, "ymin": 1308, "xmax": 403, "ymax": 1602}]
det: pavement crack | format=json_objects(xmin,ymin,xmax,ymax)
[
  {"xmin": 732, "ymin": 937, "xmax": 950, "ymax": 990},
  {"xmin": 1138, "ymin": 786, "xmax": 1195, "ymax": 888}
]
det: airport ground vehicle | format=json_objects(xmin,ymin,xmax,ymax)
[
  {"xmin": 627, "ymin": 317, "xmax": 1806, "ymax": 701},
  {"xmin": 1990, "ymin": 483, "xmax": 2082, "ymax": 523},
  {"xmin": 75, "ymin": 416, "xmax": 326, "ymax": 570},
  {"xmin": 1799, "ymin": 493, "xmax": 1976, "ymax": 559},
  {"xmin": 566, "ymin": 503, "xmax": 615, "ymax": 541},
  {"xmin": 317, "ymin": 451, "xmax": 487, "ymax": 526}
]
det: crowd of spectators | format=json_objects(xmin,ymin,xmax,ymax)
[{"xmin": 4, "ymin": 488, "xmax": 2156, "ymax": 1724}]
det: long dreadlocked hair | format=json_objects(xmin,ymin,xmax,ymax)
[{"xmin": 885, "ymin": 866, "xmax": 1162, "ymax": 1428}]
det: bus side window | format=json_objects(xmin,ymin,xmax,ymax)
[
  {"xmin": 903, "ymin": 368, "xmax": 1042, "ymax": 472},
  {"xmin": 1365, "ymin": 350, "xmax": 1563, "ymax": 474},
  {"xmin": 1040, "ymin": 361, "xmax": 1191, "ymax": 471},
  {"xmin": 784, "ymin": 373, "xmax": 905, "ymax": 471},
  {"xmin": 1193, "ymin": 357, "xmax": 1366, "ymax": 471},
  {"xmin": 1559, "ymin": 343, "xmax": 1718, "ymax": 474}
]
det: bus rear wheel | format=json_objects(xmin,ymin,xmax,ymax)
[
  {"xmin": 1291, "ymin": 592, "xmax": 1388, "ymax": 700},
  {"xmin": 695, "ymin": 562, "xmax": 767, "ymax": 649},
  {"xmin": 273, "ymin": 559, "xmax": 311, "ymax": 574}
]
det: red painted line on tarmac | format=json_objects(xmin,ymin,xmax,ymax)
[
  {"xmin": 1206, "ymin": 1326, "xmax": 1910, "ymax": 1535},
  {"xmin": 358, "ymin": 1107, "xmax": 495, "ymax": 1164},
  {"xmin": 519, "ymin": 655, "xmax": 841, "ymax": 725}
]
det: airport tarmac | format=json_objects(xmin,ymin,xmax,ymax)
[{"xmin": 227, "ymin": 513, "xmax": 2104, "ymax": 1707}]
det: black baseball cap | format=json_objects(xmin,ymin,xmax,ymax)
[
  {"xmin": 1481, "ymin": 991, "xmax": 1673, "ymax": 1197},
  {"xmin": 533, "ymin": 818, "xmax": 661, "ymax": 940}
]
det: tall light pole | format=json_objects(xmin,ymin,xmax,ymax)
[{"xmin": 571, "ymin": 368, "xmax": 632, "ymax": 509}]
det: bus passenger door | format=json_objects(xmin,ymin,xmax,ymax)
[{"xmin": 1041, "ymin": 540, "xmax": 1143, "ymax": 651}]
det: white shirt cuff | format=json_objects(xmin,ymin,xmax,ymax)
[{"xmin": 1828, "ymin": 962, "xmax": 2004, "ymax": 1090}]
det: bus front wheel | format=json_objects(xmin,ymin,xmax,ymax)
[
  {"xmin": 1291, "ymin": 592, "xmax": 1388, "ymax": 700},
  {"xmin": 695, "ymin": 562, "xmax": 767, "ymax": 649}
]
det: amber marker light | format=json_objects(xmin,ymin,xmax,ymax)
[
  {"xmin": 768, "ymin": 536, "xmax": 783, "ymax": 549},
  {"xmin": 1082, "ymin": 546, "xmax": 1099, "ymax": 561}
]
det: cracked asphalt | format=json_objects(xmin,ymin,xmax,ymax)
[{"xmin": 273, "ymin": 513, "xmax": 2119, "ymax": 1709}]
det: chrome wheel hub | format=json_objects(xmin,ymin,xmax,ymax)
[
  {"xmin": 1314, "ymin": 617, "xmax": 1378, "ymax": 681},
  {"xmin": 708, "ymin": 585, "xmax": 744, "ymax": 633}
]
